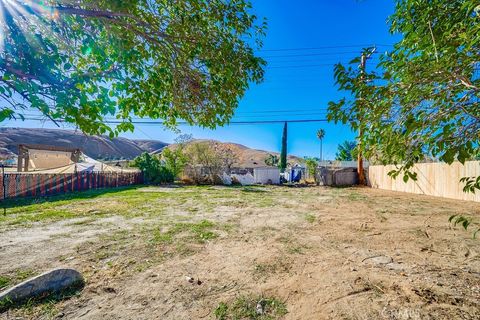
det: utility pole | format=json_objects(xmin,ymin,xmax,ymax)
[
  {"xmin": 280, "ymin": 122, "xmax": 288, "ymax": 173},
  {"xmin": 357, "ymin": 52, "xmax": 367, "ymax": 186}
]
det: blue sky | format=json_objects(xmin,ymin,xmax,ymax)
[{"xmin": 3, "ymin": 0, "xmax": 398, "ymax": 159}]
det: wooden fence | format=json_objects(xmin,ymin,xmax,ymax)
[
  {"xmin": 368, "ymin": 161, "xmax": 480, "ymax": 202},
  {"xmin": 0, "ymin": 171, "xmax": 144, "ymax": 200}
]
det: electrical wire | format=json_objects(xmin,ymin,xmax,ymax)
[
  {"xmin": 260, "ymin": 51, "xmax": 379, "ymax": 59},
  {"xmin": 19, "ymin": 117, "xmax": 330, "ymax": 126},
  {"xmin": 258, "ymin": 44, "xmax": 393, "ymax": 52}
]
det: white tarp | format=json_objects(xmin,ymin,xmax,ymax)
[
  {"xmin": 231, "ymin": 173, "xmax": 255, "ymax": 186},
  {"xmin": 19, "ymin": 154, "xmax": 139, "ymax": 174},
  {"xmin": 220, "ymin": 173, "xmax": 233, "ymax": 185}
]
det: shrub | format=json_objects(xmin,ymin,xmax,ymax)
[
  {"xmin": 131, "ymin": 152, "xmax": 174, "ymax": 184},
  {"xmin": 161, "ymin": 147, "xmax": 188, "ymax": 180}
]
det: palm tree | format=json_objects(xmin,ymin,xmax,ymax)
[
  {"xmin": 335, "ymin": 141, "xmax": 358, "ymax": 161},
  {"xmin": 316, "ymin": 129, "xmax": 326, "ymax": 162}
]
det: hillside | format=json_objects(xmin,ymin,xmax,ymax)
[
  {"xmin": 167, "ymin": 139, "xmax": 304, "ymax": 168},
  {"xmin": 0, "ymin": 128, "xmax": 168, "ymax": 160},
  {"xmin": 134, "ymin": 139, "xmax": 170, "ymax": 154},
  {"xmin": 0, "ymin": 128, "xmax": 303, "ymax": 167}
]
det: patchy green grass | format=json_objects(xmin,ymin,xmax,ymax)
[
  {"xmin": 214, "ymin": 296, "xmax": 287, "ymax": 320},
  {"xmin": 253, "ymin": 259, "xmax": 291, "ymax": 281},
  {"xmin": 0, "ymin": 275, "xmax": 11, "ymax": 290},
  {"xmin": 15, "ymin": 269, "xmax": 36, "ymax": 281},
  {"xmin": 0, "ymin": 186, "xmax": 282, "ymax": 227},
  {"xmin": 278, "ymin": 235, "xmax": 311, "ymax": 255},
  {"xmin": 375, "ymin": 209, "xmax": 390, "ymax": 222},
  {"xmin": 0, "ymin": 281, "xmax": 83, "ymax": 315},
  {"xmin": 151, "ymin": 220, "xmax": 218, "ymax": 245},
  {"xmin": 0, "ymin": 268, "xmax": 38, "ymax": 291},
  {"xmin": 304, "ymin": 213, "xmax": 316, "ymax": 223}
]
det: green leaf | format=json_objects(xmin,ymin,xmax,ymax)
[{"xmin": 448, "ymin": 215, "xmax": 457, "ymax": 223}]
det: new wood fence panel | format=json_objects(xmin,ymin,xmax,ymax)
[{"xmin": 368, "ymin": 161, "xmax": 480, "ymax": 202}]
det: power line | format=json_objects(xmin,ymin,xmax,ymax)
[
  {"xmin": 236, "ymin": 109, "xmax": 328, "ymax": 114},
  {"xmin": 261, "ymin": 57, "xmax": 381, "ymax": 65},
  {"xmin": 260, "ymin": 51, "xmax": 379, "ymax": 59},
  {"xmin": 20, "ymin": 117, "xmax": 329, "ymax": 126},
  {"xmin": 268, "ymin": 63, "xmax": 339, "ymax": 69},
  {"xmin": 19, "ymin": 108, "xmax": 330, "ymax": 118},
  {"xmin": 267, "ymin": 62, "xmax": 381, "ymax": 69},
  {"xmin": 259, "ymin": 44, "xmax": 393, "ymax": 52},
  {"xmin": 215, "ymin": 113, "xmax": 328, "ymax": 119}
]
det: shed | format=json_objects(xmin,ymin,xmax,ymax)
[
  {"xmin": 253, "ymin": 167, "xmax": 280, "ymax": 185},
  {"xmin": 317, "ymin": 167, "xmax": 358, "ymax": 186}
]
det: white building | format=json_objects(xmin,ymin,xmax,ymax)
[{"xmin": 253, "ymin": 167, "xmax": 280, "ymax": 185}]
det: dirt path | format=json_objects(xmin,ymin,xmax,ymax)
[{"xmin": 1, "ymin": 186, "xmax": 479, "ymax": 319}]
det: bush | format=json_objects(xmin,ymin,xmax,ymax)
[
  {"xmin": 156, "ymin": 166, "xmax": 175, "ymax": 184},
  {"xmin": 161, "ymin": 147, "xmax": 188, "ymax": 180},
  {"xmin": 132, "ymin": 152, "xmax": 174, "ymax": 184}
]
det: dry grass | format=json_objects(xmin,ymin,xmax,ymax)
[{"xmin": 0, "ymin": 185, "xmax": 479, "ymax": 319}]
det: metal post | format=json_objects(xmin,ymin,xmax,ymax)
[
  {"xmin": 1, "ymin": 164, "xmax": 6, "ymax": 215},
  {"xmin": 357, "ymin": 53, "xmax": 367, "ymax": 186}
]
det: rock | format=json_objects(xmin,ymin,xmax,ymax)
[
  {"xmin": 256, "ymin": 300, "xmax": 265, "ymax": 315},
  {"xmin": 0, "ymin": 268, "xmax": 83, "ymax": 308},
  {"xmin": 363, "ymin": 255, "xmax": 393, "ymax": 265},
  {"xmin": 386, "ymin": 262, "xmax": 405, "ymax": 271}
]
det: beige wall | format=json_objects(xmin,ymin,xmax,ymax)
[
  {"xmin": 28, "ymin": 149, "xmax": 74, "ymax": 170},
  {"xmin": 368, "ymin": 161, "xmax": 480, "ymax": 202}
]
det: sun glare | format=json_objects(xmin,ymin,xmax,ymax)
[{"xmin": 0, "ymin": 0, "xmax": 62, "ymax": 54}]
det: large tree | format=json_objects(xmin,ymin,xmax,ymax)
[
  {"xmin": 316, "ymin": 128, "xmax": 325, "ymax": 162},
  {"xmin": 329, "ymin": 0, "xmax": 480, "ymax": 187},
  {"xmin": 0, "ymin": 0, "xmax": 266, "ymax": 136}
]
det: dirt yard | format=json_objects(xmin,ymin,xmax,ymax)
[{"xmin": 0, "ymin": 186, "xmax": 479, "ymax": 320}]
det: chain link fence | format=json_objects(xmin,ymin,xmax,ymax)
[{"xmin": 0, "ymin": 171, "xmax": 143, "ymax": 200}]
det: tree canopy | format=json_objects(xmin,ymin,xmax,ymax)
[
  {"xmin": 329, "ymin": 0, "xmax": 480, "ymax": 187},
  {"xmin": 264, "ymin": 154, "xmax": 279, "ymax": 167},
  {"xmin": 335, "ymin": 141, "xmax": 357, "ymax": 162},
  {"xmin": 0, "ymin": 0, "xmax": 266, "ymax": 136}
]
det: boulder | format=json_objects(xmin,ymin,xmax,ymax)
[{"xmin": 0, "ymin": 268, "xmax": 83, "ymax": 308}]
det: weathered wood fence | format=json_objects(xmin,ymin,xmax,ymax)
[
  {"xmin": 0, "ymin": 172, "xmax": 143, "ymax": 200},
  {"xmin": 368, "ymin": 161, "xmax": 480, "ymax": 202}
]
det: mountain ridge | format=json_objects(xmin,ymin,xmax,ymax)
[{"xmin": 0, "ymin": 128, "xmax": 304, "ymax": 167}]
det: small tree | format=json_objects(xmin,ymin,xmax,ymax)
[
  {"xmin": 132, "ymin": 152, "xmax": 173, "ymax": 184},
  {"xmin": 184, "ymin": 142, "xmax": 223, "ymax": 184},
  {"xmin": 305, "ymin": 158, "xmax": 318, "ymax": 182},
  {"xmin": 161, "ymin": 147, "xmax": 188, "ymax": 180},
  {"xmin": 214, "ymin": 143, "xmax": 238, "ymax": 174},
  {"xmin": 183, "ymin": 141, "xmax": 239, "ymax": 184}
]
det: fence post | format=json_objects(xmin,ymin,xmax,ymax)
[{"xmin": 1, "ymin": 165, "xmax": 5, "ymax": 215}]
